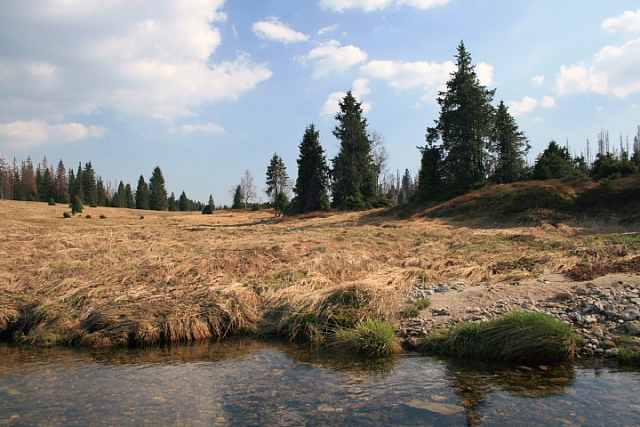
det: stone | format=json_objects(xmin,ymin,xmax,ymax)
[
  {"xmin": 620, "ymin": 307, "xmax": 640, "ymax": 321},
  {"xmin": 406, "ymin": 400, "xmax": 464, "ymax": 415},
  {"xmin": 602, "ymin": 339, "xmax": 617, "ymax": 349},
  {"xmin": 555, "ymin": 292, "xmax": 573, "ymax": 301},
  {"xmin": 574, "ymin": 286, "xmax": 587, "ymax": 296},
  {"xmin": 436, "ymin": 284, "xmax": 451, "ymax": 293},
  {"xmin": 625, "ymin": 320, "xmax": 640, "ymax": 335},
  {"xmin": 604, "ymin": 348, "xmax": 620, "ymax": 357}
]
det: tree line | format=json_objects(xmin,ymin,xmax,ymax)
[
  {"xmin": 0, "ymin": 157, "xmax": 216, "ymax": 214},
  {"xmin": 2, "ymin": 41, "xmax": 639, "ymax": 215}
]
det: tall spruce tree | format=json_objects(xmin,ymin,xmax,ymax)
[
  {"xmin": 82, "ymin": 162, "xmax": 98, "ymax": 207},
  {"xmin": 425, "ymin": 41, "xmax": 496, "ymax": 197},
  {"xmin": 292, "ymin": 124, "xmax": 330, "ymax": 213},
  {"xmin": 178, "ymin": 191, "xmax": 191, "ymax": 211},
  {"xmin": 491, "ymin": 101, "xmax": 530, "ymax": 184},
  {"xmin": 149, "ymin": 166, "xmax": 168, "ymax": 211},
  {"xmin": 55, "ymin": 160, "xmax": 68, "ymax": 203},
  {"xmin": 265, "ymin": 153, "xmax": 289, "ymax": 216},
  {"xmin": 331, "ymin": 91, "xmax": 377, "ymax": 209},
  {"xmin": 202, "ymin": 195, "xmax": 215, "ymax": 214},
  {"xmin": 135, "ymin": 175, "xmax": 150, "ymax": 210},
  {"xmin": 232, "ymin": 185, "xmax": 244, "ymax": 209}
]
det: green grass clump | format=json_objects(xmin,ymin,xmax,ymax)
[
  {"xmin": 414, "ymin": 297, "xmax": 431, "ymax": 309},
  {"xmin": 334, "ymin": 319, "xmax": 400, "ymax": 357},
  {"xmin": 420, "ymin": 311, "xmax": 576, "ymax": 365}
]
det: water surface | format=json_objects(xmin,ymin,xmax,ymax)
[{"xmin": 1, "ymin": 339, "xmax": 639, "ymax": 426}]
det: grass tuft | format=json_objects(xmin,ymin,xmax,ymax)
[
  {"xmin": 333, "ymin": 318, "xmax": 400, "ymax": 356},
  {"xmin": 420, "ymin": 311, "xmax": 576, "ymax": 365}
]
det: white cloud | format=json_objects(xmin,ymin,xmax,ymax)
[
  {"xmin": 321, "ymin": 78, "xmax": 372, "ymax": 116},
  {"xmin": 296, "ymin": 40, "xmax": 368, "ymax": 78},
  {"xmin": 555, "ymin": 38, "xmax": 640, "ymax": 98},
  {"xmin": 475, "ymin": 62, "xmax": 494, "ymax": 87},
  {"xmin": 0, "ymin": 0, "xmax": 272, "ymax": 123},
  {"xmin": 320, "ymin": 0, "xmax": 394, "ymax": 12},
  {"xmin": 252, "ymin": 17, "xmax": 309, "ymax": 44},
  {"xmin": 360, "ymin": 59, "xmax": 455, "ymax": 90},
  {"xmin": 509, "ymin": 96, "xmax": 538, "ymax": 116},
  {"xmin": 169, "ymin": 122, "xmax": 225, "ymax": 134},
  {"xmin": 319, "ymin": 0, "xmax": 451, "ymax": 12},
  {"xmin": 602, "ymin": 8, "xmax": 640, "ymax": 33},
  {"xmin": 0, "ymin": 120, "xmax": 106, "ymax": 150},
  {"xmin": 531, "ymin": 75, "xmax": 545, "ymax": 86},
  {"xmin": 540, "ymin": 96, "xmax": 555, "ymax": 108},
  {"xmin": 318, "ymin": 24, "xmax": 338, "ymax": 35},
  {"xmin": 508, "ymin": 95, "xmax": 555, "ymax": 116}
]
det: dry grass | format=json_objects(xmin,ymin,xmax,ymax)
[{"xmin": 1, "ymin": 198, "xmax": 639, "ymax": 347}]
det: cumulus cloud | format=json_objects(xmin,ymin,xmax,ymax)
[
  {"xmin": 0, "ymin": 120, "xmax": 106, "ymax": 150},
  {"xmin": 296, "ymin": 40, "xmax": 368, "ymax": 78},
  {"xmin": 475, "ymin": 62, "xmax": 494, "ymax": 87},
  {"xmin": 319, "ymin": 0, "xmax": 451, "ymax": 12},
  {"xmin": 169, "ymin": 122, "xmax": 226, "ymax": 134},
  {"xmin": 252, "ymin": 17, "xmax": 309, "ymax": 43},
  {"xmin": 360, "ymin": 59, "xmax": 455, "ymax": 90},
  {"xmin": 602, "ymin": 8, "xmax": 640, "ymax": 33},
  {"xmin": 555, "ymin": 38, "xmax": 640, "ymax": 98},
  {"xmin": 508, "ymin": 95, "xmax": 555, "ymax": 116},
  {"xmin": 321, "ymin": 78, "xmax": 372, "ymax": 116},
  {"xmin": 0, "ymin": 0, "xmax": 272, "ymax": 125}
]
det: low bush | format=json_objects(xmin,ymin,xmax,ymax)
[
  {"xmin": 414, "ymin": 297, "xmax": 431, "ymax": 309},
  {"xmin": 420, "ymin": 311, "xmax": 576, "ymax": 365},
  {"xmin": 63, "ymin": 211, "xmax": 71, "ymax": 218}
]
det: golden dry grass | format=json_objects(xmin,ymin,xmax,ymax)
[{"xmin": 1, "ymin": 199, "xmax": 639, "ymax": 347}]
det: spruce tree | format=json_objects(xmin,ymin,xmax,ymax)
[
  {"xmin": 135, "ymin": 175, "xmax": 150, "ymax": 210},
  {"xmin": 96, "ymin": 177, "xmax": 108, "ymax": 206},
  {"xmin": 232, "ymin": 185, "xmax": 244, "ymax": 209},
  {"xmin": 202, "ymin": 195, "xmax": 215, "ymax": 214},
  {"xmin": 168, "ymin": 192, "xmax": 177, "ymax": 211},
  {"xmin": 111, "ymin": 181, "xmax": 126, "ymax": 207},
  {"xmin": 265, "ymin": 153, "xmax": 289, "ymax": 216},
  {"xmin": 425, "ymin": 41, "xmax": 496, "ymax": 197},
  {"xmin": 124, "ymin": 183, "xmax": 135, "ymax": 208},
  {"xmin": 292, "ymin": 124, "xmax": 330, "ymax": 213},
  {"xmin": 55, "ymin": 160, "xmax": 69, "ymax": 203},
  {"xmin": 82, "ymin": 162, "xmax": 98, "ymax": 207},
  {"xmin": 148, "ymin": 166, "xmax": 168, "ymax": 211},
  {"xmin": 532, "ymin": 141, "xmax": 577, "ymax": 180},
  {"xmin": 331, "ymin": 91, "xmax": 377, "ymax": 209},
  {"xmin": 70, "ymin": 163, "xmax": 84, "ymax": 203},
  {"xmin": 178, "ymin": 191, "xmax": 191, "ymax": 211},
  {"xmin": 491, "ymin": 101, "xmax": 530, "ymax": 184}
]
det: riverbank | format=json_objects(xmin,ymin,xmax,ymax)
[{"xmin": 1, "ymin": 200, "xmax": 639, "ymax": 364}]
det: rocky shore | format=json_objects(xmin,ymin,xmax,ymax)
[{"xmin": 401, "ymin": 273, "xmax": 640, "ymax": 359}]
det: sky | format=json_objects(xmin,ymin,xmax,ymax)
[{"xmin": 1, "ymin": 0, "xmax": 639, "ymax": 206}]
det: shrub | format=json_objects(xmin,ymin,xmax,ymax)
[
  {"xmin": 99, "ymin": 214, "xmax": 106, "ymax": 219},
  {"xmin": 334, "ymin": 319, "xmax": 400, "ymax": 357},
  {"xmin": 63, "ymin": 212, "xmax": 71, "ymax": 218},
  {"xmin": 85, "ymin": 215, "xmax": 92, "ymax": 219},
  {"xmin": 71, "ymin": 195, "xmax": 83, "ymax": 214},
  {"xmin": 140, "ymin": 215, "xmax": 144, "ymax": 219},
  {"xmin": 48, "ymin": 199, "xmax": 56, "ymax": 206},
  {"xmin": 202, "ymin": 204, "xmax": 214, "ymax": 215},
  {"xmin": 420, "ymin": 311, "xmax": 576, "ymax": 365}
]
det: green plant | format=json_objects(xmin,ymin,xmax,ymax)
[
  {"xmin": 48, "ymin": 199, "xmax": 56, "ymax": 206},
  {"xmin": 63, "ymin": 211, "xmax": 71, "ymax": 218},
  {"xmin": 85, "ymin": 215, "xmax": 91, "ymax": 219},
  {"xmin": 334, "ymin": 319, "xmax": 400, "ymax": 356},
  {"xmin": 140, "ymin": 215, "xmax": 144, "ymax": 219},
  {"xmin": 99, "ymin": 214, "xmax": 106, "ymax": 219},
  {"xmin": 420, "ymin": 311, "xmax": 576, "ymax": 364},
  {"xmin": 414, "ymin": 297, "xmax": 431, "ymax": 309}
]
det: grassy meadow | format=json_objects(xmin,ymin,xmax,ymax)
[{"xmin": 1, "ymin": 183, "xmax": 640, "ymax": 353}]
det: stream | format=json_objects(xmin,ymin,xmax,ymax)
[{"xmin": 1, "ymin": 339, "xmax": 639, "ymax": 426}]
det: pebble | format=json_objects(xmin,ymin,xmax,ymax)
[{"xmin": 402, "ymin": 278, "xmax": 640, "ymax": 359}]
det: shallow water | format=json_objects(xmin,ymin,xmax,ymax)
[{"xmin": 1, "ymin": 339, "xmax": 639, "ymax": 426}]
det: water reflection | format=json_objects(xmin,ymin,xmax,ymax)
[{"xmin": 0, "ymin": 340, "xmax": 639, "ymax": 426}]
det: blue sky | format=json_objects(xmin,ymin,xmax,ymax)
[{"xmin": 1, "ymin": 0, "xmax": 639, "ymax": 205}]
